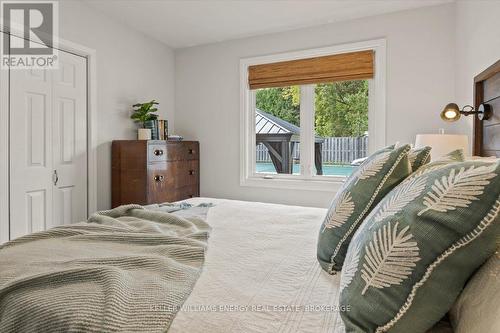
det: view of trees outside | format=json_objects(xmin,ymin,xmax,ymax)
[
  {"xmin": 255, "ymin": 80, "xmax": 368, "ymax": 176},
  {"xmin": 314, "ymin": 80, "xmax": 368, "ymax": 137},
  {"xmin": 255, "ymin": 80, "xmax": 368, "ymax": 137},
  {"xmin": 255, "ymin": 86, "xmax": 300, "ymax": 127}
]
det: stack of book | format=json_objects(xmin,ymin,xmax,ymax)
[
  {"xmin": 144, "ymin": 120, "xmax": 159, "ymax": 140},
  {"xmin": 144, "ymin": 120, "xmax": 169, "ymax": 140},
  {"xmin": 158, "ymin": 120, "xmax": 168, "ymax": 140}
]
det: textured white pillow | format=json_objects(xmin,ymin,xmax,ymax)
[{"xmin": 450, "ymin": 251, "xmax": 500, "ymax": 333}]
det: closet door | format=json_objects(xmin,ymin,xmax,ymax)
[
  {"xmin": 9, "ymin": 42, "xmax": 88, "ymax": 239},
  {"xmin": 9, "ymin": 66, "xmax": 54, "ymax": 238},
  {"xmin": 51, "ymin": 51, "xmax": 87, "ymax": 228}
]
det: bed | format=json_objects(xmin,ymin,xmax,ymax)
[
  {"xmin": 0, "ymin": 197, "xmax": 456, "ymax": 333},
  {"xmin": 168, "ymin": 198, "xmax": 345, "ymax": 333},
  {"xmin": 169, "ymin": 198, "xmax": 458, "ymax": 333}
]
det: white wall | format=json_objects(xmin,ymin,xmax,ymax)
[
  {"xmin": 59, "ymin": 1, "xmax": 175, "ymax": 210},
  {"xmin": 174, "ymin": 4, "xmax": 457, "ymax": 208},
  {"xmin": 454, "ymin": 0, "xmax": 500, "ymax": 139}
]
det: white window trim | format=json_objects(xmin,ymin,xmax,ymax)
[{"xmin": 240, "ymin": 38, "xmax": 386, "ymax": 191}]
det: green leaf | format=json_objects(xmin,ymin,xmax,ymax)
[{"xmin": 131, "ymin": 100, "xmax": 160, "ymax": 124}]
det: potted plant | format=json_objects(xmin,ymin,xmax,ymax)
[{"xmin": 131, "ymin": 100, "xmax": 159, "ymax": 140}]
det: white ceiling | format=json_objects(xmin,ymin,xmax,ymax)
[{"xmin": 82, "ymin": 0, "xmax": 453, "ymax": 49}]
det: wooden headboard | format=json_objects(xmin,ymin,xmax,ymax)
[{"xmin": 473, "ymin": 60, "xmax": 500, "ymax": 156}]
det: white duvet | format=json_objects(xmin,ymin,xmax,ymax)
[{"xmin": 169, "ymin": 198, "xmax": 345, "ymax": 333}]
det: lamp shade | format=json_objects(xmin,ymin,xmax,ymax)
[
  {"xmin": 415, "ymin": 134, "xmax": 469, "ymax": 161},
  {"xmin": 440, "ymin": 103, "xmax": 461, "ymax": 122}
]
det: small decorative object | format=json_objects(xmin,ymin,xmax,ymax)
[
  {"xmin": 131, "ymin": 100, "xmax": 159, "ymax": 139},
  {"xmin": 415, "ymin": 130, "xmax": 469, "ymax": 161},
  {"xmin": 167, "ymin": 135, "xmax": 184, "ymax": 142},
  {"xmin": 137, "ymin": 128, "xmax": 151, "ymax": 140},
  {"xmin": 440, "ymin": 102, "xmax": 492, "ymax": 121}
]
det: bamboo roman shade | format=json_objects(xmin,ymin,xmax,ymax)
[{"xmin": 248, "ymin": 50, "xmax": 374, "ymax": 90}]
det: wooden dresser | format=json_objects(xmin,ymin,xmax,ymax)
[{"xmin": 112, "ymin": 140, "xmax": 200, "ymax": 207}]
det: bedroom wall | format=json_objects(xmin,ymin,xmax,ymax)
[
  {"xmin": 174, "ymin": 4, "xmax": 457, "ymax": 208},
  {"xmin": 454, "ymin": 0, "xmax": 500, "ymax": 140},
  {"xmin": 59, "ymin": 1, "xmax": 175, "ymax": 210}
]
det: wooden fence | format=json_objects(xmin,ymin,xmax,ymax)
[{"xmin": 256, "ymin": 136, "xmax": 368, "ymax": 164}]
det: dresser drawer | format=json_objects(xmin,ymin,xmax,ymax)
[
  {"xmin": 147, "ymin": 164, "xmax": 174, "ymax": 203},
  {"xmin": 148, "ymin": 161, "xmax": 198, "ymax": 187},
  {"xmin": 166, "ymin": 142, "xmax": 199, "ymax": 161},
  {"xmin": 148, "ymin": 142, "xmax": 199, "ymax": 163},
  {"xmin": 147, "ymin": 178, "xmax": 199, "ymax": 204},
  {"xmin": 171, "ymin": 160, "xmax": 199, "ymax": 188},
  {"xmin": 176, "ymin": 185, "xmax": 200, "ymax": 200},
  {"xmin": 147, "ymin": 143, "xmax": 167, "ymax": 163}
]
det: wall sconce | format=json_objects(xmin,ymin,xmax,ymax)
[{"xmin": 440, "ymin": 103, "xmax": 492, "ymax": 122}]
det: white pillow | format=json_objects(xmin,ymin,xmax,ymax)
[{"xmin": 450, "ymin": 251, "xmax": 500, "ymax": 333}]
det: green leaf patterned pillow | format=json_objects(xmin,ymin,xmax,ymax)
[
  {"xmin": 317, "ymin": 144, "xmax": 412, "ymax": 274},
  {"xmin": 439, "ymin": 148, "xmax": 465, "ymax": 162},
  {"xmin": 339, "ymin": 159, "xmax": 500, "ymax": 333},
  {"xmin": 407, "ymin": 146, "xmax": 431, "ymax": 172},
  {"xmin": 409, "ymin": 149, "xmax": 465, "ymax": 178}
]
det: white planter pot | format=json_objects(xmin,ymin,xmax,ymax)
[{"xmin": 138, "ymin": 128, "xmax": 151, "ymax": 140}]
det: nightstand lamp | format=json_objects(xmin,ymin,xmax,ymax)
[{"xmin": 415, "ymin": 133, "xmax": 469, "ymax": 161}]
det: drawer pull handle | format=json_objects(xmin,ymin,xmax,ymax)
[
  {"xmin": 154, "ymin": 175, "xmax": 164, "ymax": 182},
  {"xmin": 188, "ymin": 149, "xmax": 195, "ymax": 155},
  {"xmin": 154, "ymin": 149, "xmax": 164, "ymax": 156},
  {"xmin": 189, "ymin": 169, "xmax": 195, "ymax": 175}
]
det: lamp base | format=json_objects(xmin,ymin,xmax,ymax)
[{"xmin": 478, "ymin": 103, "xmax": 492, "ymax": 121}]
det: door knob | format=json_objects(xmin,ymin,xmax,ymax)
[
  {"xmin": 53, "ymin": 170, "xmax": 59, "ymax": 186},
  {"xmin": 154, "ymin": 175, "xmax": 164, "ymax": 182},
  {"xmin": 154, "ymin": 149, "xmax": 164, "ymax": 156}
]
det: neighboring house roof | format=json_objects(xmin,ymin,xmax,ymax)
[{"xmin": 255, "ymin": 108, "xmax": 323, "ymax": 142}]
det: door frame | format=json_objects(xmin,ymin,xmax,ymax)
[{"xmin": 0, "ymin": 31, "xmax": 98, "ymax": 243}]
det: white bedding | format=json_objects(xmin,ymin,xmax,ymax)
[{"xmin": 169, "ymin": 198, "xmax": 345, "ymax": 333}]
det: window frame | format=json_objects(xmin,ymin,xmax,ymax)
[{"xmin": 240, "ymin": 39, "xmax": 386, "ymax": 191}]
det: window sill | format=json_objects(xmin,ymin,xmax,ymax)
[{"xmin": 240, "ymin": 175, "xmax": 345, "ymax": 192}]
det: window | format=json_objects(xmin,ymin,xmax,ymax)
[
  {"xmin": 240, "ymin": 39, "xmax": 386, "ymax": 191},
  {"xmin": 313, "ymin": 81, "xmax": 369, "ymax": 176},
  {"xmin": 255, "ymin": 86, "xmax": 300, "ymax": 175}
]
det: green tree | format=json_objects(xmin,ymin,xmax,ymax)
[
  {"xmin": 255, "ymin": 81, "xmax": 368, "ymax": 137},
  {"xmin": 255, "ymin": 87, "xmax": 300, "ymax": 126},
  {"xmin": 314, "ymin": 80, "xmax": 368, "ymax": 137}
]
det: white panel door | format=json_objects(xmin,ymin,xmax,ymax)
[
  {"xmin": 52, "ymin": 51, "xmax": 87, "ymax": 227},
  {"xmin": 9, "ymin": 67, "xmax": 54, "ymax": 238},
  {"xmin": 9, "ymin": 43, "xmax": 88, "ymax": 239}
]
